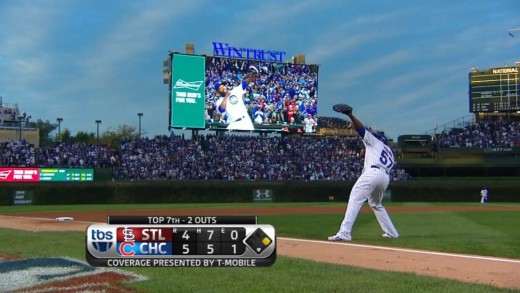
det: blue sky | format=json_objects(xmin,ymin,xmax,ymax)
[{"xmin": 0, "ymin": 0, "xmax": 519, "ymax": 140}]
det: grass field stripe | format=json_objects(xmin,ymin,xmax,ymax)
[
  {"xmin": 0, "ymin": 215, "xmax": 104, "ymax": 225},
  {"xmin": 2, "ymin": 215, "xmax": 518, "ymax": 264},
  {"xmin": 278, "ymin": 237, "xmax": 520, "ymax": 264}
]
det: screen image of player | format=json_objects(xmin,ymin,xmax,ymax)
[{"xmin": 204, "ymin": 56, "xmax": 319, "ymax": 132}]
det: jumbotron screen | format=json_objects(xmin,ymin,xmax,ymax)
[
  {"xmin": 469, "ymin": 66, "xmax": 520, "ymax": 112},
  {"xmin": 169, "ymin": 53, "xmax": 319, "ymax": 132}
]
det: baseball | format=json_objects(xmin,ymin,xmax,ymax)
[{"xmin": 249, "ymin": 65, "xmax": 259, "ymax": 73}]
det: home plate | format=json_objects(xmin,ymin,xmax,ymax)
[{"xmin": 56, "ymin": 217, "xmax": 74, "ymax": 221}]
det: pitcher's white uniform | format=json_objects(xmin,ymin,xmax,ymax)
[
  {"xmin": 331, "ymin": 128, "xmax": 399, "ymax": 241},
  {"xmin": 216, "ymin": 81, "xmax": 254, "ymax": 130}
]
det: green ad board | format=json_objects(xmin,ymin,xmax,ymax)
[
  {"xmin": 39, "ymin": 168, "xmax": 94, "ymax": 182},
  {"xmin": 170, "ymin": 54, "xmax": 206, "ymax": 128}
]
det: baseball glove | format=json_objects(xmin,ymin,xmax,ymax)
[
  {"xmin": 249, "ymin": 65, "xmax": 259, "ymax": 73},
  {"xmin": 333, "ymin": 104, "xmax": 353, "ymax": 115}
]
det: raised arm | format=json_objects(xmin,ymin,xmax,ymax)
[
  {"xmin": 333, "ymin": 104, "xmax": 365, "ymax": 137},
  {"xmin": 244, "ymin": 71, "xmax": 258, "ymax": 85},
  {"xmin": 346, "ymin": 112, "xmax": 363, "ymax": 131}
]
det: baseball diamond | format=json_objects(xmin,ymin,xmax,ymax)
[{"xmin": 0, "ymin": 203, "xmax": 519, "ymax": 291}]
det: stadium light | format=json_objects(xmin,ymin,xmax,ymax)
[
  {"xmin": 57, "ymin": 118, "xmax": 63, "ymax": 142},
  {"xmin": 18, "ymin": 115, "xmax": 24, "ymax": 141},
  {"xmin": 137, "ymin": 113, "xmax": 143, "ymax": 138},
  {"xmin": 95, "ymin": 120, "xmax": 102, "ymax": 144},
  {"xmin": 163, "ymin": 58, "xmax": 171, "ymax": 84}
]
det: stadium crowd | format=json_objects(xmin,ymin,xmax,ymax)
[
  {"xmin": 0, "ymin": 139, "xmax": 115, "ymax": 168},
  {"xmin": 1, "ymin": 135, "xmax": 411, "ymax": 182},
  {"xmin": 436, "ymin": 117, "xmax": 520, "ymax": 148},
  {"xmin": 6, "ymin": 115, "xmax": 520, "ymax": 181},
  {"xmin": 205, "ymin": 57, "xmax": 319, "ymax": 126}
]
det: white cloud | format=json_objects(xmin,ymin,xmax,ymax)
[
  {"xmin": 307, "ymin": 11, "xmax": 404, "ymax": 63},
  {"xmin": 327, "ymin": 49, "xmax": 417, "ymax": 91}
]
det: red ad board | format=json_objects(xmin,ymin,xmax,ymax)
[{"xmin": 0, "ymin": 168, "xmax": 40, "ymax": 182}]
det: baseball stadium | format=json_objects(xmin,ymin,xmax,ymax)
[
  {"xmin": 1, "ymin": 44, "xmax": 519, "ymax": 291},
  {"xmin": 0, "ymin": 12, "xmax": 520, "ymax": 292}
]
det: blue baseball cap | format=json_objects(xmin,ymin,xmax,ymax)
[{"xmin": 214, "ymin": 81, "xmax": 227, "ymax": 92}]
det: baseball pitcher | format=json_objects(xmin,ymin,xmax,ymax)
[
  {"xmin": 214, "ymin": 66, "xmax": 259, "ymax": 131},
  {"xmin": 328, "ymin": 104, "xmax": 399, "ymax": 241}
]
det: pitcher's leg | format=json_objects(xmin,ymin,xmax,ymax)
[
  {"xmin": 336, "ymin": 198, "xmax": 365, "ymax": 240},
  {"xmin": 330, "ymin": 175, "xmax": 373, "ymax": 241},
  {"xmin": 368, "ymin": 190, "xmax": 398, "ymax": 238}
]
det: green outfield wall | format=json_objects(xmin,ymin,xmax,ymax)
[
  {"xmin": 0, "ymin": 179, "xmax": 518, "ymax": 205},
  {"xmin": 397, "ymin": 156, "xmax": 520, "ymax": 177}
]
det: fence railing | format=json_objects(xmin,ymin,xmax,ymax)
[{"xmin": 424, "ymin": 114, "xmax": 475, "ymax": 135}]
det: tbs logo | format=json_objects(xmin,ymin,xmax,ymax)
[{"xmin": 90, "ymin": 229, "xmax": 114, "ymax": 253}]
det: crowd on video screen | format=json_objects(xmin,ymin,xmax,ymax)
[{"xmin": 204, "ymin": 57, "xmax": 319, "ymax": 128}]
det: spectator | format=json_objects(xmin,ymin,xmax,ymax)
[
  {"xmin": 436, "ymin": 117, "xmax": 520, "ymax": 148},
  {"xmin": 1, "ymin": 134, "xmax": 413, "ymax": 182}
]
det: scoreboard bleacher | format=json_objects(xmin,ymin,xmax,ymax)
[{"xmin": 469, "ymin": 66, "xmax": 520, "ymax": 112}]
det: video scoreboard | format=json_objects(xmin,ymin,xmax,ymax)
[
  {"xmin": 469, "ymin": 66, "xmax": 520, "ymax": 112},
  {"xmin": 86, "ymin": 216, "xmax": 276, "ymax": 267}
]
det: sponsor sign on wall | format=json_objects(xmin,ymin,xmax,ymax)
[{"xmin": 11, "ymin": 190, "xmax": 34, "ymax": 205}]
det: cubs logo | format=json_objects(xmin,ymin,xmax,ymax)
[
  {"xmin": 0, "ymin": 255, "xmax": 146, "ymax": 292},
  {"xmin": 229, "ymin": 95, "xmax": 238, "ymax": 104}
]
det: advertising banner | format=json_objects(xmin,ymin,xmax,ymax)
[{"xmin": 170, "ymin": 54, "xmax": 206, "ymax": 129}]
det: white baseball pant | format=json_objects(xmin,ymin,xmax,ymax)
[{"xmin": 336, "ymin": 167, "xmax": 399, "ymax": 240}]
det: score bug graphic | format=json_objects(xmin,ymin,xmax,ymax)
[
  {"xmin": 116, "ymin": 227, "xmax": 173, "ymax": 256},
  {"xmin": 86, "ymin": 221, "xmax": 276, "ymax": 267},
  {"xmin": 89, "ymin": 226, "xmax": 117, "ymax": 254}
]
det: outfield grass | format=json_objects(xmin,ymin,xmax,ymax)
[
  {"xmin": 0, "ymin": 202, "xmax": 519, "ymax": 292},
  {"xmin": 1, "ymin": 202, "xmax": 519, "ymax": 258},
  {"xmin": 259, "ymin": 208, "xmax": 520, "ymax": 258}
]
